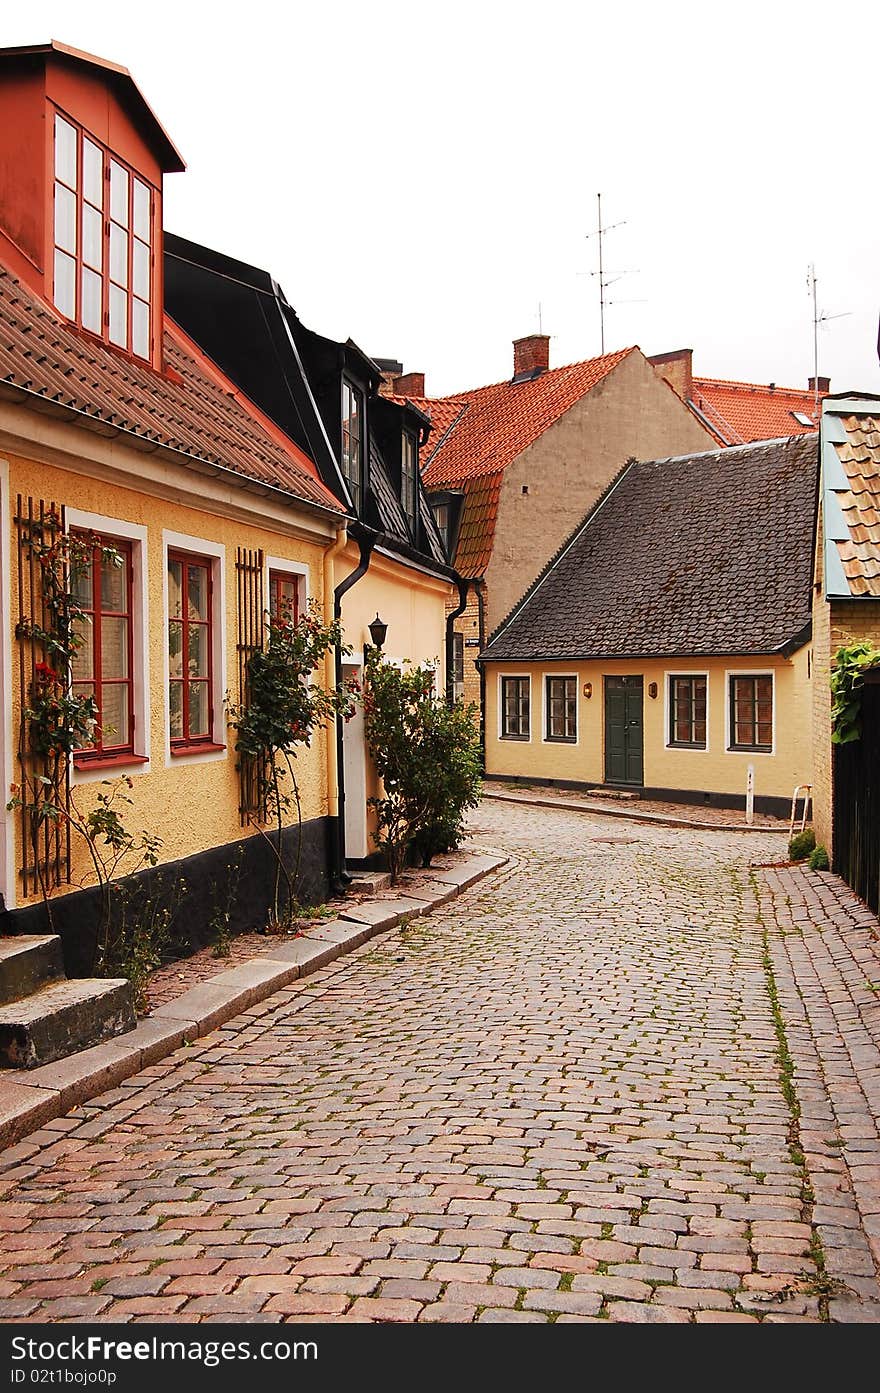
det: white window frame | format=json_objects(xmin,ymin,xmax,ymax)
[
  {"xmin": 162, "ymin": 530, "xmax": 227, "ymax": 766},
  {"xmin": 542, "ymin": 672, "xmax": 578, "ymax": 746},
  {"xmin": 67, "ymin": 509, "xmax": 151, "ymax": 785},
  {"xmin": 725, "ymin": 668, "xmax": 776, "ymax": 756},
  {"xmin": 498, "ymin": 672, "xmax": 532, "ymax": 743},
  {"xmin": 265, "ymin": 556, "xmax": 309, "ymax": 623},
  {"xmin": 664, "ymin": 670, "xmax": 710, "ymax": 753}
]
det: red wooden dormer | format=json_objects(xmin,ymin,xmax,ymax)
[{"xmin": 0, "ymin": 40, "xmax": 184, "ymax": 371}]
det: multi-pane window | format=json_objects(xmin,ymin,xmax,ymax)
[
  {"xmin": 341, "ymin": 380, "xmax": 364, "ymax": 513},
  {"xmin": 401, "ymin": 432, "xmax": 417, "ymax": 529},
  {"xmin": 53, "ymin": 112, "xmax": 154, "ymax": 359},
  {"xmin": 669, "ymin": 675, "xmax": 707, "ymax": 748},
  {"xmin": 452, "ymin": 634, "xmax": 464, "ymax": 687},
  {"xmin": 433, "ymin": 502, "xmax": 450, "ymax": 554},
  {"xmin": 269, "ymin": 571, "xmax": 300, "ymax": 625},
  {"xmin": 71, "ymin": 536, "xmax": 134, "ymax": 758},
  {"xmin": 545, "ymin": 675, "xmax": 577, "ymax": 742},
  {"xmin": 168, "ymin": 553, "xmax": 213, "ymax": 747},
  {"xmin": 501, "ymin": 676, "xmax": 530, "ymax": 740},
  {"xmin": 729, "ymin": 674, "xmax": 773, "ymax": 751}
]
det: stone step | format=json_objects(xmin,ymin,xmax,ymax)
[
  {"xmin": 347, "ymin": 869, "xmax": 392, "ymax": 895},
  {"xmin": 0, "ymin": 977, "xmax": 135, "ymax": 1070},
  {"xmin": 0, "ymin": 935, "xmax": 65, "ymax": 1007}
]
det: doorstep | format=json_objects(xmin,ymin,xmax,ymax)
[{"xmin": 0, "ymin": 847, "xmax": 508, "ymax": 1152}]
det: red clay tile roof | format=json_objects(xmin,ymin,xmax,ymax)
[
  {"xmin": 0, "ymin": 263, "xmax": 342, "ymax": 516},
  {"xmin": 690, "ymin": 377, "xmax": 824, "ymax": 446},
  {"xmin": 833, "ymin": 411, "xmax": 880, "ymax": 596},
  {"xmin": 409, "ymin": 347, "xmax": 635, "ymax": 577}
]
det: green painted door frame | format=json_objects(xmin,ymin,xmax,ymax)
[{"xmin": 604, "ymin": 675, "xmax": 644, "ymax": 785}]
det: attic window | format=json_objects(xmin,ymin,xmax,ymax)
[
  {"xmin": 52, "ymin": 112, "xmax": 156, "ymax": 361},
  {"xmin": 791, "ymin": 411, "xmax": 814, "ymax": 428},
  {"xmin": 401, "ymin": 430, "xmax": 417, "ymax": 531}
]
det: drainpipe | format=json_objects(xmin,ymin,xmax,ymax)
[
  {"xmin": 445, "ymin": 577, "xmax": 470, "ymax": 704},
  {"xmin": 330, "ymin": 534, "xmax": 376, "ymax": 893},
  {"xmin": 323, "ymin": 526, "xmax": 348, "ymax": 890},
  {"xmin": 476, "ymin": 583, "xmax": 487, "ymax": 768}
]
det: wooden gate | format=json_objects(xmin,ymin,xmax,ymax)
[{"xmin": 833, "ymin": 675, "xmax": 880, "ymax": 913}]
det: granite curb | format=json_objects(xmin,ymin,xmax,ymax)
[
  {"xmin": 482, "ymin": 789, "xmax": 788, "ymax": 835},
  {"xmin": 0, "ymin": 850, "xmax": 508, "ymax": 1151}
]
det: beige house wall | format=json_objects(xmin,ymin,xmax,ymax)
[
  {"xmin": 485, "ymin": 650, "xmax": 812, "ymax": 808},
  {"xmin": 484, "ymin": 350, "xmax": 716, "ymax": 632}
]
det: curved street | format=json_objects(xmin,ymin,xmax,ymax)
[{"xmin": 1, "ymin": 800, "xmax": 879, "ymax": 1324}]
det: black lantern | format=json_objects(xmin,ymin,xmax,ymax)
[{"xmin": 368, "ymin": 613, "xmax": 388, "ymax": 650}]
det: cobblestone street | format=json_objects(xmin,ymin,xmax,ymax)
[{"xmin": 1, "ymin": 800, "xmax": 879, "ymax": 1324}]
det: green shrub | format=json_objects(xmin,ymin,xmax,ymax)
[
  {"xmin": 789, "ymin": 828, "xmax": 816, "ymax": 862},
  {"xmin": 808, "ymin": 845, "xmax": 830, "ymax": 871}
]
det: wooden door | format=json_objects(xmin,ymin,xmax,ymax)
[{"xmin": 604, "ymin": 676, "xmax": 644, "ymax": 785}]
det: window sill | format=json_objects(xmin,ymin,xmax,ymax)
[
  {"xmin": 545, "ymin": 736, "xmax": 577, "ymax": 744},
  {"xmin": 728, "ymin": 745, "xmax": 773, "ymax": 755},
  {"xmin": 500, "ymin": 733, "xmax": 530, "ymax": 742},
  {"xmin": 73, "ymin": 752, "xmax": 149, "ymax": 772},
  {"xmin": 170, "ymin": 742, "xmax": 227, "ymax": 758},
  {"xmin": 668, "ymin": 741, "xmax": 707, "ymax": 751}
]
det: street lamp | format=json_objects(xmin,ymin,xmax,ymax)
[{"xmin": 368, "ymin": 613, "xmax": 388, "ymax": 649}]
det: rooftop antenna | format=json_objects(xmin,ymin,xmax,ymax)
[
  {"xmin": 584, "ymin": 193, "xmax": 638, "ymax": 354},
  {"xmin": 807, "ymin": 263, "xmax": 850, "ymax": 419},
  {"xmin": 538, "ymin": 301, "xmax": 543, "ymax": 334}
]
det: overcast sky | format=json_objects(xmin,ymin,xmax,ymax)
[{"xmin": 8, "ymin": 2, "xmax": 879, "ymax": 397}]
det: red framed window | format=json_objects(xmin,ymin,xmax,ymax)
[
  {"xmin": 168, "ymin": 552, "xmax": 214, "ymax": 747},
  {"xmin": 269, "ymin": 571, "xmax": 300, "ymax": 626},
  {"xmin": 71, "ymin": 535, "xmax": 134, "ymax": 760},
  {"xmin": 52, "ymin": 111, "xmax": 155, "ymax": 360}
]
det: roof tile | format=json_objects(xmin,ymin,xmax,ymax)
[{"xmin": 691, "ymin": 377, "xmax": 824, "ymax": 446}]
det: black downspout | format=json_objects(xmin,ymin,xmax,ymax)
[
  {"xmin": 476, "ymin": 582, "xmax": 486, "ymax": 769},
  {"xmin": 445, "ymin": 576, "xmax": 470, "ymax": 704},
  {"xmin": 330, "ymin": 534, "xmax": 375, "ymax": 895}
]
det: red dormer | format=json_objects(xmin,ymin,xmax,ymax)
[{"xmin": 0, "ymin": 40, "xmax": 184, "ymax": 371}]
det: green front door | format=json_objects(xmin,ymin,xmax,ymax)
[{"xmin": 604, "ymin": 676, "xmax": 644, "ymax": 785}]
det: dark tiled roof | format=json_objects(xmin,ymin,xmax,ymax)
[
  {"xmin": 482, "ymin": 434, "xmax": 818, "ymax": 662},
  {"xmin": 0, "ymin": 264, "xmax": 342, "ymax": 515}
]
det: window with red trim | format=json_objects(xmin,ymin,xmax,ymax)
[
  {"xmin": 168, "ymin": 552, "xmax": 214, "ymax": 747},
  {"xmin": 269, "ymin": 571, "xmax": 301, "ymax": 626},
  {"xmin": 71, "ymin": 535, "xmax": 135, "ymax": 759},
  {"xmin": 52, "ymin": 111, "xmax": 155, "ymax": 360}
]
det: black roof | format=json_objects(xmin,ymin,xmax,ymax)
[{"xmin": 481, "ymin": 433, "xmax": 819, "ymax": 663}]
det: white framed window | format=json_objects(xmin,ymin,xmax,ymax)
[
  {"xmin": 162, "ymin": 531, "xmax": 226, "ymax": 765},
  {"xmin": 265, "ymin": 556, "xmax": 309, "ymax": 627},
  {"xmin": 401, "ymin": 431, "xmax": 417, "ymax": 531},
  {"xmin": 665, "ymin": 672, "xmax": 709, "ymax": 750},
  {"xmin": 499, "ymin": 674, "xmax": 530, "ymax": 740},
  {"xmin": 341, "ymin": 379, "xmax": 364, "ymax": 513},
  {"xmin": 725, "ymin": 670, "xmax": 775, "ymax": 754},
  {"xmin": 66, "ymin": 510, "xmax": 150, "ymax": 785},
  {"xmin": 543, "ymin": 673, "xmax": 577, "ymax": 744}
]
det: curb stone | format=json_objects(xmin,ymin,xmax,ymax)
[
  {"xmin": 482, "ymin": 789, "xmax": 788, "ymax": 835},
  {"xmin": 0, "ymin": 849, "xmax": 508, "ymax": 1152}
]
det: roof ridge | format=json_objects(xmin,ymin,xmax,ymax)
[
  {"xmin": 694, "ymin": 375, "xmax": 820, "ymax": 398},
  {"xmin": 430, "ymin": 345, "xmax": 637, "ymax": 403}
]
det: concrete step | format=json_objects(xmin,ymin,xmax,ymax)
[
  {"xmin": 0, "ymin": 935, "xmax": 65, "ymax": 1007},
  {"xmin": 0, "ymin": 977, "xmax": 136, "ymax": 1070},
  {"xmin": 347, "ymin": 870, "xmax": 392, "ymax": 895}
]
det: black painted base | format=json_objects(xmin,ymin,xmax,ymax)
[
  {"xmin": 0, "ymin": 816, "xmax": 333, "ymax": 978},
  {"xmin": 487, "ymin": 773, "xmax": 792, "ymax": 820}
]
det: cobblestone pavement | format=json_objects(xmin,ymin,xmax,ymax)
[{"xmin": 1, "ymin": 802, "xmax": 879, "ymax": 1325}]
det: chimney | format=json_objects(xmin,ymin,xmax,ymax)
[
  {"xmin": 808, "ymin": 375, "xmax": 830, "ymax": 394},
  {"xmin": 648, "ymin": 348, "xmax": 693, "ymax": 402},
  {"xmin": 392, "ymin": 371, "xmax": 426, "ymax": 399},
  {"xmin": 513, "ymin": 335, "xmax": 550, "ymax": 379}
]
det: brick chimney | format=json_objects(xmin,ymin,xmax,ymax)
[
  {"xmin": 392, "ymin": 371, "xmax": 426, "ymax": 398},
  {"xmin": 513, "ymin": 335, "xmax": 550, "ymax": 378},
  {"xmin": 808, "ymin": 375, "xmax": 830, "ymax": 394},
  {"xmin": 648, "ymin": 348, "xmax": 693, "ymax": 402}
]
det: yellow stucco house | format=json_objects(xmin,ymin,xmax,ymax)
[{"xmin": 480, "ymin": 434, "xmax": 818, "ymax": 817}]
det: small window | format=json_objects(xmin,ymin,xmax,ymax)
[
  {"xmin": 341, "ymin": 379, "xmax": 364, "ymax": 513},
  {"xmin": 791, "ymin": 411, "xmax": 814, "ymax": 428},
  {"xmin": 729, "ymin": 674, "xmax": 773, "ymax": 751},
  {"xmin": 433, "ymin": 502, "xmax": 450, "ymax": 553},
  {"xmin": 168, "ymin": 552, "xmax": 214, "ymax": 747},
  {"xmin": 452, "ymin": 633, "xmax": 464, "ymax": 686},
  {"xmin": 668, "ymin": 675, "xmax": 707, "ymax": 748},
  {"xmin": 401, "ymin": 431, "xmax": 417, "ymax": 530},
  {"xmin": 501, "ymin": 676, "xmax": 530, "ymax": 740},
  {"xmin": 545, "ymin": 675, "xmax": 577, "ymax": 742},
  {"xmin": 70, "ymin": 534, "xmax": 134, "ymax": 759},
  {"xmin": 269, "ymin": 571, "xmax": 301, "ymax": 625}
]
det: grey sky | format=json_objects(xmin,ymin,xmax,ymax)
[{"xmin": 7, "ymin": 1, "xmax": 879, "ymax": 397}]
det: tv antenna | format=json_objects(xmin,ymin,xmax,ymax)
[
  {"xmin": 807, "ymin": 264, "xmax": 850, "ymax": 418},
  {"xmin": 584, "ymin": 193, "xmax": 639, "ymax": 354}
]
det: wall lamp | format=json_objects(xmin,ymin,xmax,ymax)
[
  {"xmin": 583, "ymin": 682, "xmax": 592, "ymax": 698},
  {"xmin": 648, "ymin": 681, "xmax": 658, "ymax": 699},
  {"xmin": 364, "ymin": 613, "xmax": 388, "ymax": 664}
]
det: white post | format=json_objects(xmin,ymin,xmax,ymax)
[{"xmin": 746, "ymin": 764, "xmax": 755, "ymax": 826}]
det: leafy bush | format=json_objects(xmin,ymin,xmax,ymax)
[
  {"xmin": 362, "ymin": 653, "xmax": 482, "ymax": 881},
  {"xmin": 808, "ymin": 845, "xmax": 830, "ymax": 871},
  {"xmin": 789, "ymin": 828, "xmax": 816, "ymax": 862}
]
